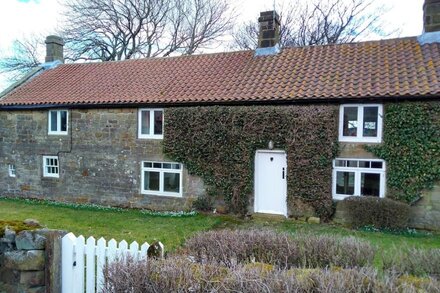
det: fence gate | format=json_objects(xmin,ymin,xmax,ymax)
[{"xmin": 61, "ymin": 232, "xmax": 163, "ymax": 293}]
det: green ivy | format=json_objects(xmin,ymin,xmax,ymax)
[
  {"xmin": 163, "ymin": 105, "xmax": 339, "ymax": 219},
  {"xmin": 366, "ymin": 102, "xmax": 440, "ymax": 203}
]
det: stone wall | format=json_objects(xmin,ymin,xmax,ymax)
[
  {"xmin": 0, "ymin": 109, "xmax": 205, "ymax": 210},
  {"xmin": 0, "ymin": 228, "xmax": 65, "ymax": 293},
  {"xmin": 409, "ymin": 184, "xmax": 440, "ymax": 230}
]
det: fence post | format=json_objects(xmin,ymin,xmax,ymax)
[{"xmin": 62, "ymin": 233, "xmax": 77, "ymax": 293}]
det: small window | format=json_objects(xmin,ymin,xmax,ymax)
[
  {"xmin": 332, "ymin": 158, "xmax": 385, "ymax": 200},
  {"xmin": 138, "ymin": 109, "xmax": 163, "ymax": 139},
  {"xmin": 8, "ymin": 164, "xmax": 16, "ymax": 178},
  {"xmin": 141, "ymin": 161, "xmax": 182, "ymax": 197},
  {"xmin": 48, "ymin": 110, "xmax": 68, "ymax": 135},
  {"xmin": 43, "ymin": 156, "xmax": 60, "ymax": 178},
  {"xmin": 339, "ymin": 104, "xmax": 382, "ymax": 143}
]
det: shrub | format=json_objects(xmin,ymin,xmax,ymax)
[
  {"xmin": 192, "ymin": 196, "xmax": 214, "ymax": 212},
  {"xmin": 383, "ymin": 247, "xmax": 440, "ymax": 277},
  {"xmin": 341, "ymin": 196, "xmax": 410, "ymax": 229},
  {"xmin": 183, "ymin": 229, "xmax": 376, "ymax": 269},
  {"xmin": 103, "ymin": 256, "xmax": 440, "ymax": 292}
]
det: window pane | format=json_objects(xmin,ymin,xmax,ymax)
[
  {"xmin": 154, "ymin": 110, "xmax": 163, "ymax": 135},
  {"xmin": 361, "ymin": 173, "xmax": 380, "ymax": 196},
  {"xmin": 164, "ymin": 172, "xmax": 180, "ymax": 193},
  {"xmin": 335, "ymin": 160, "xmax": 346, "ymax": 167},
  {"xmin": 363, "ymin": 107, "xmax": 378, "ymax": 137},
  {"xmin": 371, "ymin": 161, "xmax": 383, "ymax": 169},
  {"xmin": 359, "ymin": 161, "xmax": 370, "ymax": 168},
  {"xmin": 153, "ymin": 162, "xmax": 162, "ymax": 168},
  {"xmin": 60, "ymin": 111, "xmax": 67, "ymax": 132},
  {"xmin": 172, "ymin": 164, "xmax": 181, "ymax": 170},
  {"xmin": 343, "ymin": 107, "xmax": 358, "ymax": 137},
  {"xmin": 336, "ymin": 171, "xmax": 355, "ymax": 195},
  {"xmin": 347, "ymin": 160, "xmax": 358, "ymax": 168},
  {"xmin": 141, "ymin": 111, "xmax": 150, "ymax": 135},
  {"xmin": 162, "ymin": 163, "xmax": 172, "ymax": 169},
  {"xmin": 144, "ymin": 171, "xmax": 160, "ymax": 191},
  {"xmin": 50, "ymin": 111, "xmax": 58, "ymax": 132},
  {"xmin": 144, "ymin": 162, "xmax": 152, "ymax": 168}
]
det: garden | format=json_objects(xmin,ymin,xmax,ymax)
[{"xmin": 1, "ymin": 196, "xmax": 440, "ymax": 292}]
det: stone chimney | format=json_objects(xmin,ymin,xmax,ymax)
[
  {"xmin": 258, "ymin": 11, "xmax": 281, "ymax": 48},
  {"xmin": 45, "ymin": 35, "xmax": 64, "ymax": 63},
  {"xmin": 424, "ymin": 0, "xmax": 440, "ymax": 32}
]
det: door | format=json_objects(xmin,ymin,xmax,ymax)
[{"xmin": 254, "ymin": 150, "xmax": 287, "ymax": 216}]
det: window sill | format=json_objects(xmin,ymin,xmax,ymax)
[
  {"xmin": 141, "ymin": 190, "xmax": 182, "ymax": 198},
  {"xmin": 339, "ymin": 137, "xmax": 382, "ymax": 144},
  {"xmin": 48, "ymin": 132, "xmax": 68, "ymax": 136},
  {"xmin": 138, "ymin": 136, "xmax": 163, "ymax": 140},
  {"xmin": 42, "ymin": 175, "xmax": 60, "ymax": 179}
]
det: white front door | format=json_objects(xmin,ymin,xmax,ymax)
[{"xmin": 254, "ymin": 150, "xmax": 287, "ymax": 216}]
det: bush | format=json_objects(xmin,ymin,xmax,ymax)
[
  {"xmin": 341, "ymin": 196, "xmax": 410, "ymax": 229},
  {"xmin": 103, "ymin": 256, "xmax": 440, "ymax": 293},
  {"xmin": 383, "ymin": 247, "xmax": 440, "ymax": 277},
  {"xmin": 183, "ymin": 229, "xmax": 376, "ymax": 269},
  {"xmin": 192, "ymin": 196, "xmax": 214, "ymax": 212}
]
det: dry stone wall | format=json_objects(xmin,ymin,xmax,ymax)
[{"xmin": 0, "ymin": 228, "xmax": 66, "ymax": 293}]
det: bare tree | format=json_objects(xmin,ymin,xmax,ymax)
[
  {"xmin": 0, "ymin": 35, "xmax": 44, "ymax": 82},
  {"xmin": 61, "ymin": 0, "xmax": 235, "ymax": 61},
  {"xmin": 232, "ymin": 0, "xmax": 397, "ymax": 50}
]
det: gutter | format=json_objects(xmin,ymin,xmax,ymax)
[{"xmin": 1, "ymin": 95, "xmax": 440, "ymax": 111}]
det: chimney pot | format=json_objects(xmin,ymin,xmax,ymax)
[
  {"xmin": 423, "ymin": 0, "xmax": 440, "ymax": 32},
  {"xmin": 45, "ymin": 35, "xmax": 64, "ymax": 63}
]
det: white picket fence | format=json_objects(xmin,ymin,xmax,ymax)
[{"xmin": 61, "ymin": 232, "xmax": 163, "ymax": 293}]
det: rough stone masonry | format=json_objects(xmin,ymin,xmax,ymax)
[{"xmin": 0, "ymin": 108, "xmax": 205, "ymax": 211}]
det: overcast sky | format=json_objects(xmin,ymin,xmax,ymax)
[{"xmin": 0, "ymin": 0, "xmax": 425, "ymax": 91}]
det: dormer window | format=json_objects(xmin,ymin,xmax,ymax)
[
  {"xmin": 138, "ymin": 109, "xmax": 163, "ymax": 139},
  {"xmin": 48, "ymin": 110, "xmax": 68, "ymax": 135},
  {"xmin": 339, "ymin": 104, "xmax": 383, "ymax": 143}
]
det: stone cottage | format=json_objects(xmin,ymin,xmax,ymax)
[{"xmin": 1, "ymin": 1, "xmax": 439, "ymax": 229}]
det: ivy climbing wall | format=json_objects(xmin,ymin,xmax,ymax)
[{"xmin": 163, "ymin": 105, "xmax": 339, "ymax": 219}]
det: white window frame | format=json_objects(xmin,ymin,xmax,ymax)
[
  {"xmin": 8, "ymin": 164, "xmax": 16, "ymax": 178},
  {"xmin": 43, "ymin": 156, "xmax": 60, "ymax": 178},
  {"xmin": 48, "ymin": 110, "xmax": 69, "ymax": 135},
  {"xmin": 338, "ymin": 104, "xmax": 383, "ymax": 143},
  {"xmin": 138, "ymin": 109, "xmax": 164, "ymax": 139},
  {"xmin": 141, "ymin": 161, "xmax": 183, "ymax": 197},
  {"xmin": 332, "ymin": 158, "xmax": 386, "ymax": 200}
]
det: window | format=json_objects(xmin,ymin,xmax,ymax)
[
  {"xmin": 138, "ymin": 109, "xmax": 163, "ymax": 139},
  {"xmin": 141, "ymin": 161, "xmax": 182, "ymax": 197},
  {"xmin": 48, "ymin": 110, "xmax": 68, "ymax": 135},
  {"xmin": 332, "ymin": 158, "xmax": 385, "ymax": 200},
  {"xmin": 339, "ymin": 104, "xmax": 383, "ymax": 143},
  {"xmin": 43, "ymin": 156, "xmax": 60, "ymax": 178},
  {"xmin": 8, "ymin": 164, "xmax": 16, "ymax": 177}
]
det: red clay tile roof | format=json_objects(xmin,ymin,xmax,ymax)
[{"xmin": 1, "ymin": 37, "xmax": 440, "ymax": 106}]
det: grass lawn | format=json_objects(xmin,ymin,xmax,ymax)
[{"xmin": 1, "ymin": 197, "xmax": 439, "ymax": 256}]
